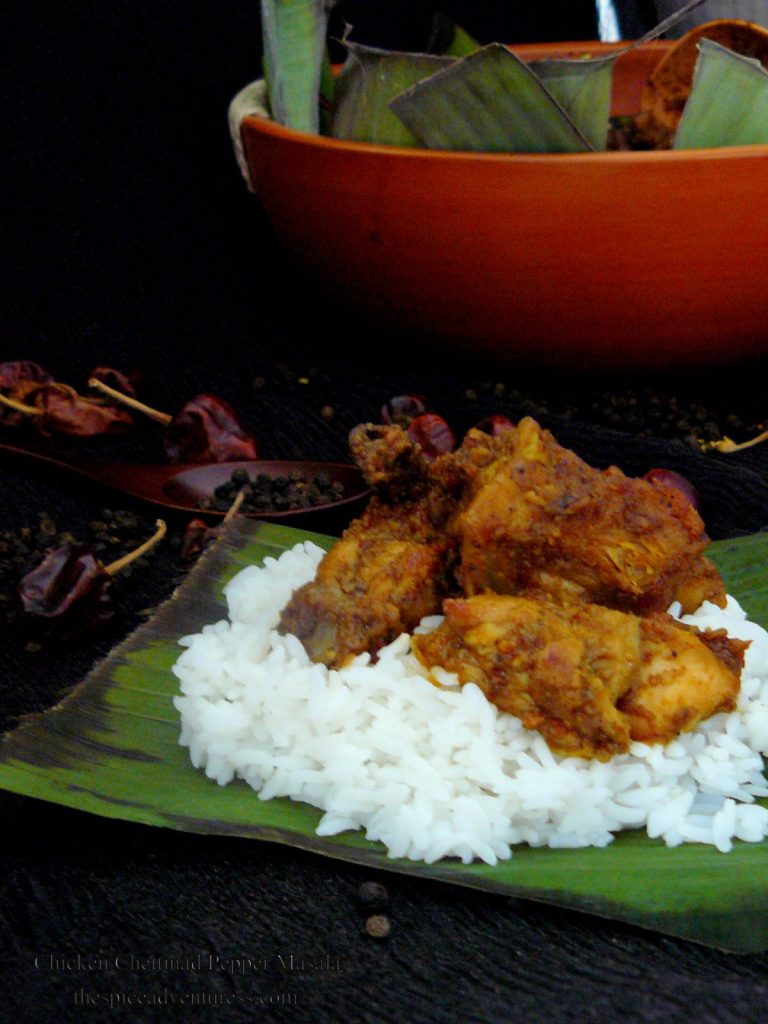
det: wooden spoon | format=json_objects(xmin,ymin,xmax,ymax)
[{"xmin": 0, "ymin": 440, "xmax": 368, "ymax": 526}]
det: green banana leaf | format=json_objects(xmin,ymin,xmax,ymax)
[
  {"xmin": 329, "ymin": 42, "xmax": 454, "ymax": 147},
  {"xmin": 427, "ymin": 13, "xmax": 481, "ymax": 59},
  {"xmin": 1, "ymin": 518, "xmax": 767, "ymax": 953},
  {"xmin": 528, "ymin": 56, "xmax": 615, "ymax": 151},
  {"xmin": 389, "ymin": 43, "xmax": 592, "ymax": 154},
  {"xmin": 319, "ymin": 48, "xmax": 335, "ymax": 134},
  {"xmin": 674, "ymin": 38, "xmax": 768, "ymax": 149},
  {"xmin": 442, "ymin": 23, "xmax": 480, "ymax": 59},
  {"xmin": 522, "ymin": 0, "xmax": 716, "ymax": 153},
  {"xmin": 260, "ymin": 0, "xmax": 333, "ymax": 132}
]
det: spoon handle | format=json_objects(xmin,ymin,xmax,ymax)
[{"xmin": 0, "ymin": 440, "xmax": 175, "ymax": 504}]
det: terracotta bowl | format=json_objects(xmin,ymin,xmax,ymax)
[{"xmin": 236, "ymin": 41, "xmax": 768, "ymax": 369}]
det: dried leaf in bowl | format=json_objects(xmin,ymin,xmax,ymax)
[{"xmin": 636, "ymin": 18, "xmax": 768, "ymax": 148}]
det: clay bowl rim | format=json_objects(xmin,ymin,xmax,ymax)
[{"xmin": 241, "ymin": 39, "xmax": 768, "ymax": 167}]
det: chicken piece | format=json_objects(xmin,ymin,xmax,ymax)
[
  {"xmin": 279, "ymin": 423, "xmax": 459, "ymax": 667},
  {"xmin": 278, "ymin": 497, "xmax": 454, "ymax": 667},
  {"xmin": 441, "ymin": 417, "xmax": 725, "ymax": 615},
  {"xmin": 414, "ymin": 594, "xmax": 638, "ymax": 759},
  {"xmin": 412, "ymin": 594, "xmax": 744, "ymax": 760},
  {"xmin": 349, "ymin": 423, "xmax": 431, "ymax": 503},
  {"xmin": 618, "ymin": 619, "xmax": 747, "ymax": 742}
]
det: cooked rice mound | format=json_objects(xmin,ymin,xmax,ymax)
[{"xmin": 173, "ymin": 542, "xmax": 768, "ymax": 864}]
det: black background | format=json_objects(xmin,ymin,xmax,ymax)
[{"xmin": 4, "ymin": 2, "xmax": 768, "ymax": 1021}]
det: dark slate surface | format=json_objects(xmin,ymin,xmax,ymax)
[{"xmin": 4, "ymin": 2, "xmax": 768, "ymax": 1021}]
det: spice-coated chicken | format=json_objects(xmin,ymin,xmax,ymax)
[
  {"xmin": 279, "ymin": 416, "xmax": 732, "ymax": 754},
  {"xmin": 278, "ymin": 496, "xmax": 455, "ymax": 667},
  {"xmin": 436, "ymin": 417, "xmax": 725, "ymax": 615},
  {"xmin": 279, "ymin": 424, "xmax": 459, "ymax": 666},
  {"xmin": 412, "ymin": 594, "xmax": 745, "ymax": 760}
]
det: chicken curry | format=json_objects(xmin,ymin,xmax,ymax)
[{"xmin": 279, "ymin": 418, "xmax": 746, "ymax": 760}]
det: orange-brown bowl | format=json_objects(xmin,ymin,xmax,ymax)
[{"xmin": 236, "ymin": 41, "xmax": 768, "ymax": 369}]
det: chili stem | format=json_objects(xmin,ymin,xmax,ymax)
[
  {"xmin": 88, "ymin": 378, "xmax": 172, "ymax": 425},
  {"xmin": 0, "ymin": 393, "xmax": 44, "ymax": 416},
  {"xmin": 222, "ymin": 487, "xmax": 247, "ymax": 523},
  {"xmin": 104, "ymin": 519, "xmax": 167, "ymax": 576},
  {"xmin": 706, "ymin": 429, "xmax": 768, "ymax": 454}
]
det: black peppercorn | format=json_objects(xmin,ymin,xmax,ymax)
[
  {"xmin": 358, "ymin": 880, "xmax": 389, "ymax": 909},
  {"xmin": 364, "ymin": 915, "xmax": 391, "ymax": 939}
]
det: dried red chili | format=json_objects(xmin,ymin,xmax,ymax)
[
  {"xmin": 180, "ymin": 486, "xmax": 247, "ymax": 561},
  {"xmin": 180, "ymin": 518, "xmax": 214, "ymax": 561},
  {"xmin": 0, "ymin": 360, "xmax": 53, "ymax": 390},
  {"xmin": 643, "ymin": 468, "xmax": 701, "ymax": 510},
  {"xmin": 0, "ymin": 361, "xmax": 54, "ymax": 426},
  {"xmin": 0, "ymin": 379, "xmax": 134, "ymax": 437},
  {"xmin": 30, "ymin": 383, "xmax": 134, "ymax": 437},
  {"xmin": 407, "ymin": 413, "xmax": 456, "ymax": 462},
  {"xmin": 89, "ymin": 365, "xmax": 138, "ymax": 398},
  {"xmin": 18, "ymin": 520, "xmax": 166, "ymax": 642},
  {"xmin": 475, "ymin": 414, "xmax": 516, "ymax": 436},
  {"xmin": 18, "ymin": 543, "xmax": 116, "ymax": 640},
  {"xmin": 163, "ymin": 394, "xmax": 259, "ymax": 463},
  {"xmin": 380, "ymin": 394, "xmax": 428, "ymax": 429},
  {"xmin": 88, "ymin": 378, "xmax": 259, "ymax": 464}
]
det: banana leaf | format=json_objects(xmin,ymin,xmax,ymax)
[
  {"xmin": 442, "ymin": 23, "xmax": 480, "ymax": 59},
  {"xmin": 427, "ymin": 13, "xmax": 481, "ymax": 59},
  {"xmin": 674, "ymin": 38, "xmax": 768, "ymax": 149},
  {"xmin": 260, "ymin": 0, "xmax": 333, "ymax": 132},
  {"xmin": 329, "ymin": 42, "xmax": 454, "ymax": 147},
  {"xmin": 502, "ymin": 0, "xmax": 724, "ymax": 154},
  {"xmin": 1, "ymin": 518, "xmax": 768, "ymax": 953},
  {"xmin": 518, "ymin": 0, "xmax": 709, "ymax": 153},
  {"xmin": 389, "ymin": 43, "xmax": 592, "ymax": 154},
  {"xmin": 528, "ymin": 56, "xmax": 614, "ymax": 151},
  {"xmin": 319, "ymin": 48, "xmax": 335, "ymax": 133}
]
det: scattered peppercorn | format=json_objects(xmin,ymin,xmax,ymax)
[
  {"xmin": 358, "ymin": 881, "xmax": 389, "ymax": 909},
  {"xmin": 462, "ymin": 378, "xmax": 765, "ymax": 449},
  {"xmin": 364, "ymin": 915, "xmax": 391, "ymax": 939}
]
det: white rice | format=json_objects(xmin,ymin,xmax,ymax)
[{"xmin": 172, "ymin": 542, "xmax": 768, "ymax": 864}]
